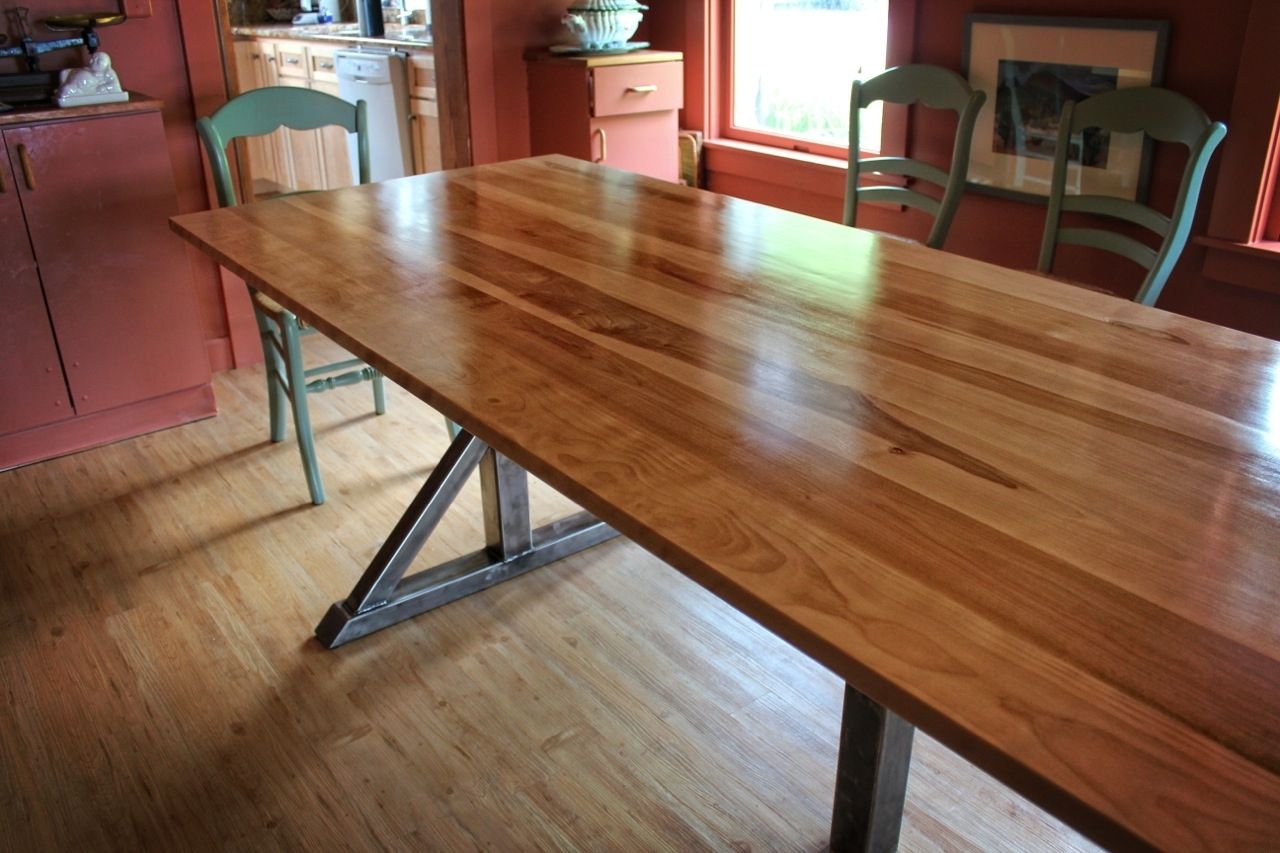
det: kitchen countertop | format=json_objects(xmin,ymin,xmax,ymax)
[{"xmin": 233, "ymin": 23, "xmax": 432, "ymax": 50}]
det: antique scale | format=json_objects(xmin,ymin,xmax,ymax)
[{"xmin": 0, "ymin": 7, "xmax": 125, "ymax": 109}]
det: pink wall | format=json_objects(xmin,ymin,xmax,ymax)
[
  {"xmin": 463, "ymin": 0, "xmax": 581, "ymax": 164},
  {"xmin": 1, "ymin": 2, "xmax": 231, "ymax": 367}
]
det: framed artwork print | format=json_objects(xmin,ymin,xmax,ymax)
[{"xmin": 962, "ymin": 15, "xmax": 1170, "ymax": 202}]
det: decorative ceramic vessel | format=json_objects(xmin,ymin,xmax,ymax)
[{"xmin": 561, "ymin": 1, "xmax": 647, "ymax": 51}]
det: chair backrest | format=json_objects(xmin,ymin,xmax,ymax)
[
  {"xmin": 843, "ymin": 64, "xmax": 986, "ymax": 249},
  {"xmin": 1037, "ymin": 86, "xmax": 1227, "ymax": 306},
  {"xmin": 196, "ymin": 86, "xmax": 370, "ymax": 208}
]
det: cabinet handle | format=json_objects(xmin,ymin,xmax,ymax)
[
  {"xmin": 16, "ymin": 144, "xmax": 35, "ymax": 190},
  {"xmin": 593, "ymin": 127, "xmax": 607, "ymax": 163},
  {"xmin": 286, "ymin": 56, "xmax": 300, "ymax": 65},
  {"xmin": 266, "ymin": 55, "xmax": 276, "ymax": 62},
  {"xmin": 320, "ymin": 61, "xmax": 334, "ymax": 69},
  {"xmin": 625, "ymin": 84, "xmax": 658, "ymax": 94}
]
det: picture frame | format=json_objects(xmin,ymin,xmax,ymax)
[{"xmin": 961, "ymin": 15, "xmax": 1170, "ymax": 203}]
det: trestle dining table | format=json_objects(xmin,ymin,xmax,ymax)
[{"xmin": 172, "ymin": 155, "xmax": 1280, "ymax": 852}]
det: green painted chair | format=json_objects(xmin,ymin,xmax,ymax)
[
  {"xmin": 197, "ymin": 86, "xmax": 385, "ymax": 505},
  {"xmin": 1037, "ymin": 86, "xmax": 1227, "ymax": 307},
  {"xmin": 844, "ymin": 65, "xmax": 986, "ymax": 249}
]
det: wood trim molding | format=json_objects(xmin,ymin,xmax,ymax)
[
  {"xmin": 1204, "ymin": 0, "xmax": 1280, "ymax": 242},
  {"xmin": 432, "ymin": 0, "xmax": 473, "ymax": 169}
]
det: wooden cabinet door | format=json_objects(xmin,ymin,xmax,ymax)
[
  {"xmin": 233, "ymin": 40, "xmax": 279, "ymax": 194},
  {"xmin": 4, "ymin": 113, "xmax": 209, "ymax": 415},
  {"xmin": 409, "ymin": 97, "xmax": 442, "ymax": 174},
  {"xmin": 255, "ymin": 45, "xmax": 294, "ymax": 193},
  {"xmin": 311, "ymin": 79, "xmax": 355, "ymax": 189},
  {"xmin": 0, "ymin": 133, "xmax": 73, "ymax": 433},
  {"xmin": 276, "ymin": 75, "xmax": 325, "ymax": 192}
]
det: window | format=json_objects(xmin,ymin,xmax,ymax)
[{"xmin": 726, "ymin": 0, "xmax": 889, "ymax": 157}]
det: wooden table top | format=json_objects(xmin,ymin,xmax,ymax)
[{"xmin": 172, "ymin": 155, "xmax": 1280, "ymax": 851}]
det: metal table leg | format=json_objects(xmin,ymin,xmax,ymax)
[
  {"xmin": 830, "ymin": 683, "xmax": 916, "ymax": 853},
  {"xmin": 315, "ymin": 428, "xmax": 618, "ymax": 648}
]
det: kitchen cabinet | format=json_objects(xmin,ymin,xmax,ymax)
[
  {"xmin": 408, "ymin": 54, "xmax": 441, "ymax": 174},
  {"xmin": 0, "ymin": 100, "xmax": 214, "ymax": 468},
  {"xmin": 232, "ymin": 35, "xmax": 442, "ymax": 198},
  {"xmin": 0, "ymin": 133, "xmax": 72, "ymax": 435},
  {"xmin": 232, "ymin": 39, "xmax": 291, "ymax": 195},
  {"xmin": 527, "ymin": 50, "xmax": 683, "ymax": 182},
  {"xmin": 306, "ymin": 45, "xmax": 355, "ymax": 189}
]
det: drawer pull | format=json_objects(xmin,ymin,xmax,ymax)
[
  {"xmin": 625, "ymin": 84, "xmax": 658, "ymax": 94},
  {"xmin": 17, "ymin": 144, "xmax": 35, "ymax": 190},
  {"xmin": 319, "ymin": 60, "xmax": 334, "ymax": 69},
  {"xmin": 285, "ymin": 56, "xmax": 300, "ymax": 65},
  {"xmin": 593, "ymin": 127, "xmax": 607, "ymax": 163}
]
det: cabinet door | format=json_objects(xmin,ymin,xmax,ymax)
[
  {"xmin": 255, "ymin": 45, "xmax": 294, "ymax": 193},
  {"xmin": 276, "ymin": 75, "xmax": 325, "ymax": 192},
  {"xmin": 589, "ymin": 111, "xmax": 679, "ymax": 182},
  {"xmin": 5, "ymin": 113, "xmax": 210, "ymax": 415},
  {"xmin": 233, "ymin": 40, "xmax": 278, "ymax": 194},
  {"xmin": 311, "ymin": 79, "xmax": 355, "ymax": 189},
  {"xmin": 0, "ymin": 133, "xmax": 73, "ymax": 433},
  {"xmin": 409, "ymin": 97, "xmax": 442, "ymax": 174}
]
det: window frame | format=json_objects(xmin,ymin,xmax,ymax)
[
  {"xmin": 1258, "ymin": 105, "xmax": 1280, "ymax": 242},
  {"xmin": 715, "ymin": 0, "xmax": 914, "ymax": 162}
]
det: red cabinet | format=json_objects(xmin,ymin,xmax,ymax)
[
  {"xmin": 0, "ymin": 133, "xmax": 73, "ymax": 435},
  {"xmin": 0, "ymin": 101, "xmax": 214, "ymax": 469},
  {"xmin": 528, "ymin": 50, "xmax": 683, "ymax": 182}
]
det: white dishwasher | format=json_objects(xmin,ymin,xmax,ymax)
[{"xmin": 336, "ymin": 48, "xmax": 413, "ymax": 183}]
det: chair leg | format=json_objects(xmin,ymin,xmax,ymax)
[
  {"xmin": 372, "ymin": 369, "xmax": 387, "ymax": 415},
  {"xmin": 445, "ymin": 418, "xmax": 461, "ymax": 440},
  {"xmin": 281, "ymin": 312, "xmax": 326, "ymax": 505},
  {"xmin": 255, "ymin": 309, "xmax": 288, "ymax": 443}
]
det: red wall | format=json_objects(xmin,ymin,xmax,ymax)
[
  {"xmin": 904, "ymin": 0, "xmax": 1263, "ymax": 334},
  {"xmin": 1, "ymin": 2, "xmax": 231, "ymax": 369}
]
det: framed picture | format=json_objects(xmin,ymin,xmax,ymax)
[{"xmin": 962, "ymin": 15, "xmax": 1169, "ymax": 202}]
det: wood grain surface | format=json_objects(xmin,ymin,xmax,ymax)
[
  {"xmin": 0, "ymin": 348, "xmax": 1102, "ymax": 851},
  {"xmin": 171, "ymin": 155, "xmax": 1280, "ymax": 851}
]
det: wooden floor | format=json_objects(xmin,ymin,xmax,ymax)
[{"xmin": 0, "ymin": 339, "xmax": 1102, "ymax": 851}]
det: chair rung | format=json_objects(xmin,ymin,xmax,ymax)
[
  {"xmin": 1059, "ymin": 228, "xmax": 1158, "ymax": 269},
  {"xmin": 305, "ymin": 357, "xmax": 364, "ymax": 378},
  {"xmin": 859, "ymin": 186, "xmax": 941, "ymax": 216},
  {"xmin": 306, "ymin": 367, "xmax": 380, "ymax": 395}
]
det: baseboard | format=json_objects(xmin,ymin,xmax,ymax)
[{"xmin": 0, "ymin": 384, "xmax": 218, "ymax": 471}]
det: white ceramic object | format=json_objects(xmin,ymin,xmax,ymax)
[
  {"xmin": 561, "ymin": 2, "xmax": 647, "ymax": 51},
  {"xmin": 571, "ymin": 0, "xmax": 645, "ymax": 9},
  {"xmin": 56, "ymin": 52, "xmax": 128, "ymax": 108}
]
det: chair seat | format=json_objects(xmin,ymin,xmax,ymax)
[
  {"xmin": 252, "ymin": 290, "xmax": 288, "ymax": 316},
  {"xmin": 253, "ymin": 290, "xmax": 312, "ymax": 329}
]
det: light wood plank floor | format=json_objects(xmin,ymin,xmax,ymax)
[{"xmin": 0, "ymin": 339, "xmax": 1103, "ymax": 851}]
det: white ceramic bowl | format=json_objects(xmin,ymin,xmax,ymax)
[{"xmin": 561, "ymin": 8, "xmax": 643, "ymax": 50}]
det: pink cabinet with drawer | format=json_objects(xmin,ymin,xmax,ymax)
[{"xmin": 527, "ymin": 50, "xmax": 683, "ymax": 182}]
